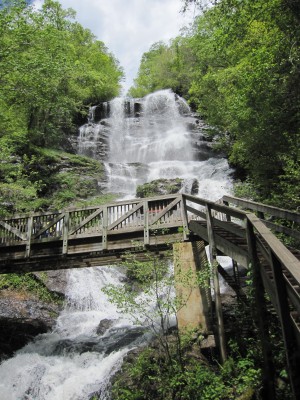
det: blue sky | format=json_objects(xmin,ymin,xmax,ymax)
[{"xmin": 32, "ymin": 0, "xmax": 195, "ymax": 93}]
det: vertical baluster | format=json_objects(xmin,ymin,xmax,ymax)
[
  {"xmin": 17, "ymin": 219, "xmax": 20, "ymax": 241},
  {"xmin": 120, "ymin": 205, "xmax": 123, "ymax": 228},
  {"xmin": 269, "ymin": 250, "xmax": 300, "ymax": 399},
  {"xmin": 166, "ymin": 201, "xmax": 169, "ymax": 223},
  {"xmin": 144, "ymin": 200, "xmax": 149, "ymax": 246},
  {"xmin": 245, "ymin": 217, "xmax": 276, "ymax": 399},
  {"xmin": 102, "ymin": 206, "xmax": 108, "ymax": 250},
  {"xmin": 206, "ymin": 204, "xmax": 227, "ymax": 363},
  {"xmin": 111, "ymin": 206, "xmax": 115, "ymax": 225},
  {"xmin": 62, "ymin": 212, "xmax": 69, "ymax": 254},
  {"xmin": 148, "ymin": 203, "xmax": 152, "ymax": 224},
  {"xmin": 128, "ymin": 204, "xmax": 131, "ymax": 227},
  {"xmin": 138, "ymin": 208, "xmax": 141, "ymax": 226},
  {"xmin": 25, "ymin": 216, "xmax": 33, "ymax": 258},
  {"xmin": 181, "ymin": 195, "xmax": 189, "ymax": 241}
]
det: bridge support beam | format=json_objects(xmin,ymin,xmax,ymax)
[{"xmin": 173, "ymin": 241, "xmax": 212, "ymax": 334}]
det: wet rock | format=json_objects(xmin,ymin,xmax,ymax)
[
  {"xmin": 33, "ymin": 270, "xmax": 68, "ymax": 297},
  {"xmin": 93, "ymin": 102, "xmax": 110, "ymax": 122},
  {"xmin": 96, "ymin": 318, "xmax": 114, "ymax": 335},
  {"xmin": 49, "ymin": 327, "xmax": 147, "ymax": 356},
  {"xmin": 0, "ymin": 318, "xmax": 49, "ymax": 359},
  {"xmin": 0, "ymin": 295, "xmax": 62, "ymax": 359},
  {"xmin": 191, "ymin": 179, "xmax": 199, "ymax": 195},
  {"xmin": 136, "ymin": 178, "xmax": 184, "ymax": 198}
]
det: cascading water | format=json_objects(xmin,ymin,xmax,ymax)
[
  {"xmin": 0, "ymin": 89, "xmax": 232, "ymax": 399},
  {"xmin": 78, "ymin": 89, "xmax": 232, "ymax": 199}
]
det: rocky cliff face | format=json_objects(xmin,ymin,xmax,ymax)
[{"xmin": 0, "ymin": 270, "xmax": 68, "ymax": 360}]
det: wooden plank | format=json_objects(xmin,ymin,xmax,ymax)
[
  {"xmin": 212, "ymin": 219, "xmax": 246, "ymax": 239},
  {"xmin": 62, "ymin": 212, "xmax": 69, "ymax": 255},
  {"xmin": 189, "ymin": 220, "xmax": 249, "ymax": 267},
  {"xmin": 0, "ymin": 194, "xmax": 180, "ymax": 222},
  {"xmin": 183, "ymin": 194, "xmax": 246, "ymax": 220},
  {"xmin": 223, "ymin": 195, "xmax": 300, "ymax": 223},
  {"xmin": 263, "ymin": 220, "xmax": 300, "ymax": 240},
  {"xmin": 269, "ymin": 251, "xmax": 300, "ymax": 398},
  {"xmin": 181, "ymin": 195, "xmax": 189, "ymax": 241},
  {"xmin": 32, "ymin": 213, "xmax": 65, "ymax": 239},
  {"xmin": 218, "ymin": 264, "xmax": 247, "ymax": 303},
  {"xmin": 149, "ymin": 196, "xmax": 181, "ymax": 226},
  {"xmin": 206, "ymin": 204, "xmax": 227, "ymax": 363},
  {"xmin": 247, "ymin": 213, "xmax": 300, "ymax": 283},
  {"xmin": 245, "ymin": 218, "xmax": 277, "ymax": 398},
  {"xmin": 144, "ymin": 200, "xmax": 149, "ymax": 245},
  {"xmin": 186, "ymin": 205, "xmax": 206, "ymax": 220},
  {"xmin": 107, "ymin": 201, "xmax": 144, "ymax": 230},
  {"xmin": 0, "ymin": 220, "xmax": 27, "ymax": 241},
  {"xmin": 25, "ymin": 216, "xmax": 33, "ymax": 258},
  {"xmin": 102, "ymin": 206, "xmax": 108, "ymax": 250},
  {"xmin": 69, "ymin": 208, "xmax": 103, "ymax": 235}
]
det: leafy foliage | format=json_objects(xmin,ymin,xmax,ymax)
[
  {"xmin": 104, "ymin": 247, "xmax": 263, "ymax": 399},
  {"xmin": 0, "ymin": 0, "xmax": 123, "ymax": 215},
  {"xmin": 0, "ymin": 0, "xmax": 123, "ymax": 148},
  {"xmin": 0, "ymin": 273, "xmax": 62, "ymax": 303},
  {"xmin": 130, "ymin": 0, "xmax": 300, "ymax": 210},
  {"xmin": 128, "ymin": 37, "xmax": 197, "ymax": 98},
  {"xmin": 0, "ymin": 148, "xmax": 108, "ymax": 216},
  {"xmin": 111, "ymin": 345, "xmax": 262, "ymax": 399}
]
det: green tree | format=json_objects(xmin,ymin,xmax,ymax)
[
  {"xmin": 128, "ymin": 36, "xmax": 197, "ymax": 98},
  {"xmin": 130, "ymin": 0, "xmax": 300, "ymax": 209},
  {"xmin": 106, "ymin": 248, "xmax": 262, "ymax": 400},
  {"xmin": 0, "ymin": 0, "xmax": 123, "ymax": 148},
  {"xmin": 0, "ymin": 0, "xmax": 124, "ymax": 214}
]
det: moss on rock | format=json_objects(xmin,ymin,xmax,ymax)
[{"xmin": 136, "ymin": 178, "xmax": 183, "ymax": 198}]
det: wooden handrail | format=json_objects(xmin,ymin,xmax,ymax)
[
  {"xmin": 182, "ymin": 194, "xmax": 300, "ymax": 283},
  {"xmin": 184, "ymin": 193, "xmax": 247, "ymax": 220},
  {"xmin": 1, "ymin": 192, "xmax": 299, "ymax": 396},
  {"xmin": 223, "ymin": 195, "xmax": 300, "ymax": 223}
]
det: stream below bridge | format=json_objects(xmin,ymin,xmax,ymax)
[{"xmin": 0, "ymin": 89, "xmax": 233, "ymax": 399}]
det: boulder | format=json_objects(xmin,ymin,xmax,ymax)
[
  {"xmin": 33, "ymin": 270, "xmax": 68, "ymax": 297},
  {"xmin": 96, "ymin": 319, "xmax": 114, "ymax": 335},
  {"xmin": 136, "ymin": 178, "xmax": 183, "ymax": 198},
  {"xmin": 0, "ymin": 294, "xmax": 62, "ymax": 360}
]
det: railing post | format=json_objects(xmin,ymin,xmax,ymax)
[
  {"xmin": 62, "ymin": 212, "xmax": 69, "ymax": 255},
  {"xmin": 269, "ymin": 251, "xmax": 300, "ymax": 399},
  {"xmin": 144, "ymin": 200, "xmax": 149, "ymax": 246},
  {"xmin": 206, "ymin": 204, "xmax": 227, "ymax": 363},
  {"xmin": 232, "ymin": 259, "xmax": 240, "ymax": 289},
  {"xmin": 222, "ymin": 199, "xmax": 231, "ymax": 222},
  {"xmin": 102, "ymin": 206, "xmax": 108, "ymax": 250},
  {"xmin": 245, "ymin": 216, "xmax": 276, "ymax": 399},
  {"xmin": 25, "ymin": 216, "xmax": 33, "ymax": 258},
  {"xmin": 181, "ymin": 195, "xmax": 189, "ymax": 241}
]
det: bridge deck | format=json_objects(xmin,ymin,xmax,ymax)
[
  {"xmin": 1, "ymin": 193, "xmax": 300, "ymax": 396},
  {"xmin": 0, "ymin": 194, "xmax": 187, "ymax": 273}
]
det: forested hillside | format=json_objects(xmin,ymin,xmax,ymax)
[
  {"xmin": 129, "ymin": 0, "xmax": 300, "ymax": 210},
  {"xmin": 0, "ymin": 0, "xmax": 123, "ymax": 216}
]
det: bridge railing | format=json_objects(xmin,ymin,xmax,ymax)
[
  {"xmin": 222, "ymin": 195, "xmax": 300, "ymax": 241},
  {"xmin": 182, "ymin": 193, "xmax": 300, "ymax": 291},
  {"xmin": 1, "ymin": 193, "xmax": 299, "ymax": 394},
  {"xmin": 0, "ymin": 194, "xmax": 187, "ymax": 259},
  {"xmin": 182, "ymin": 193, "xmax": 300, "ymax": 393}
]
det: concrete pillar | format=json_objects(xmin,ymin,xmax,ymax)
[{"xmin": 173, "ymin": 241, "xmax": 212, "ymax": 333}]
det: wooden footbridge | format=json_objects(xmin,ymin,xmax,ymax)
[{"xmin": 1, "ymin": 193, "xmax": 300, "ymax": 398}]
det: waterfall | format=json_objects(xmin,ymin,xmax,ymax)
[
  {"xmin": 78, "ymin": 88, "xmax": 232, "ymax": 199},
  {"xmin": 0, "ymin": 89, "xmax": 232, "ymax": 399}
]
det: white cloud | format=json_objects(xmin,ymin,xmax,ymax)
[{"xmin": 33, "ymin": 0, "xmax": 194, "ymax": 94}]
